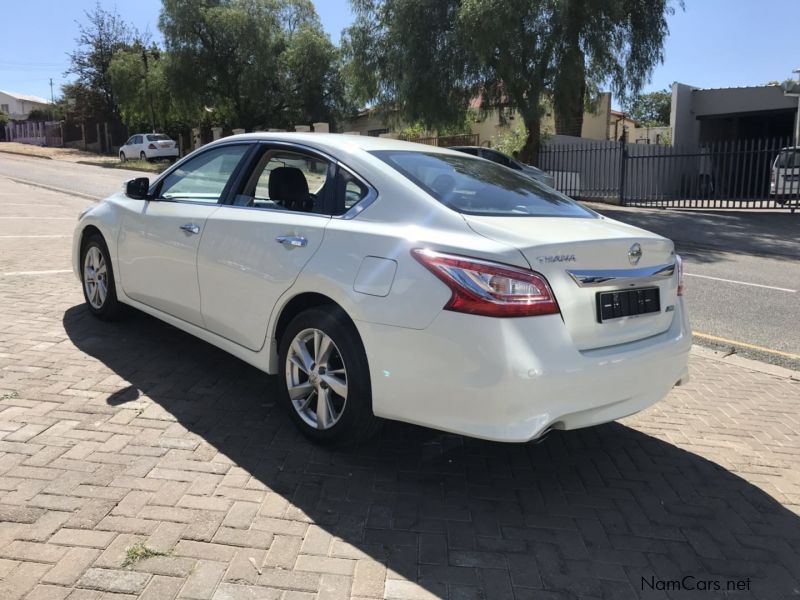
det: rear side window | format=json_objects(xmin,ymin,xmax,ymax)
[
  {"xmin": 776, "ymin": 150, "xmax": 800, "ymax": 168},
  {"xmin": 371, "ymin": 150, "xmax": 592, "ymax": 217}
]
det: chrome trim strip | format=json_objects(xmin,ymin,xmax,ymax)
[{"xmin": 567, "ymin": 262, "xmax": 675, "ymax": 287}]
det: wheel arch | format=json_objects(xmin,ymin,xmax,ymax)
[{"xmin": 269, "ymin": 291, "xmax": 361, "ymax": 373}]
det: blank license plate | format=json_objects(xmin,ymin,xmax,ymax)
[{"xmin": 596, "ymin": 287, "xmax": 660, "ymax": 322}]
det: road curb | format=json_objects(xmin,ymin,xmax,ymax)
[
  {"xmin": 691, "ymin": 344, "xmax": 799, "ymax": 380},
  {"xmin": 3, "ymin": 176, "xmax": 102, "ymax": 201},
  {"xmin": 0, "ymin": 148, "xmax": 53, "ymax": 160}
]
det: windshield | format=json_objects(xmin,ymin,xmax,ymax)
[
  {"xmin": 371, "ymin": 150, "xmax": 592, "ymax": 217},
  {"xmin": 147, "ymin": 134, "xmax": 170, "ymax": 141}
]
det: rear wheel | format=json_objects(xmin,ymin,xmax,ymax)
[
  {"xmin": 119, "ymin": 151, "xmax": 126, "ymax": 162},
  {"xmin": 278, "ymin": 307, "xmax": 380, "ymax": 445},
  {"xmin": 139, "ymin": 151, "xmax": 147, "ymax": 162},
  {"xmin": 81, "ymin": 234, "xmax": 124, "ymax": 320}
]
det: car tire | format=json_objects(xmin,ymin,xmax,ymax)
[
  {"xmin": 119, "ymin": 151, "xmax": 126, "ymax": 162},
  {"xmin": 80, "ymin": 234, "xmax": 124, "ymax": 321},
  {"xmin": 139, "ymin": 151, "xmax": 147, "ymax": 162},
  {"xmin": 278, "ymin": 306, "xmax": 381, "ymax": 445}
]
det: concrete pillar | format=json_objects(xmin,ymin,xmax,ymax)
[
  {"xmin": 267, "ymin": 128, "xmax": 285, "ymax": 132},
  {"xmin": 178, "ymin": 133, "xmax": 184, "ymax": 157},
  {"xmin": 81, "ymin": 123, "xmax": 87, "ymax": 150},
  {"xmin": 378, "ymin": 132, "xmax": 400, "ymax": 139},
  {"xmin": 312, "ymin": 122, "xmax": 329, "ymax": 133},
  {"xmin": 343, "ymin": 131, "xmax": 362, "ymax": 135},
  {"xmin": 294, "ymin": 125, "xmax": 311, "ymax": 132},
  {"xmin": 232, "ymin": 128, "xmax": 245, "ymax": 135},
  {"xmin": 96, "ymin": 123, "xmax": 102, "ymax": 151},
  {"xmin": 104, "ymin": 123, "xmax": 111, "ymax": 154},
  {"xmin": 192, "ymin": 127, "xmax": 201, "ymax": 150},
  {"xmin": 211, "ymin": 126, "xmax": 223, "ymax": 141}
]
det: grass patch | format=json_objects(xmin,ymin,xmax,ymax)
[
  {"xmin": 1, "ymin": 391, "xmax": 19, "ymax": 401},
  {"xmin": 122, "ymin": 542, "xmax": 169, "ymax": 567},
  {"xmin": 77, "ymin": 159, "xmax": 169, "ymax": 174}
]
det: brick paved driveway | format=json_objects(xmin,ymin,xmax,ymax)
[{"xmin": 1, "ymin": 176, "xmax": 799, "ymax": 600}]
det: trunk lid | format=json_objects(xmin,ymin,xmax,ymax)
[{"xmin": 464, "ymin": 215, "xmax": 679, "ymax": 350}]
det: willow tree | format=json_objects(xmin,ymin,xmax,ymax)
[{"xmin": 344, "ymin": 0, "xmax": 675, "ymax": 164}]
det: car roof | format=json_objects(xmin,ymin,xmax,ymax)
[{"xmin": 205, "ymin": 132, "xmax": 463, "ymax": 156}]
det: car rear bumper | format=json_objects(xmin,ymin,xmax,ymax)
[
  {"xmin": 357, "ymin": 299, "xmax": 691, "ymax": 442},
  {"xmin": 146, "ymin": 148, "xmax": 179, "ymax": 158}
]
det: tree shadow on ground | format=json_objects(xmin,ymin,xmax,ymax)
[
  {"xmin": 63, "ymin": 305, "xmax": 800, "ymax": 599},
  {"xmin": 592, "ymin": 207, "xmax": 800, "ymax": 264}
]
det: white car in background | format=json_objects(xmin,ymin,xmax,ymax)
[
  {"xmin": 119, "ymin": 133, "xmax": 179, "ymax": 162},
  {"xmin": 74, "ymin": 133, "xmax": 690, "ymax": 445},
  {"xmin": 770, "ymin": 146, "xmax": 800, "ymax": 203}
]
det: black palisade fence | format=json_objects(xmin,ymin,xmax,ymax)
[{"xmin": 537, "ymin": 137, "xmax": 799, "ymax": 210}]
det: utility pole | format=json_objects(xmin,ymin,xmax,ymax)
[{"xmin": 49, "ymin": 78, "xmax": 54, "ymax": 120}]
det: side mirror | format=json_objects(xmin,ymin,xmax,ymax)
[{"xmin": 125, "ymin": 177, "xmax": 151, "ymax": 200}]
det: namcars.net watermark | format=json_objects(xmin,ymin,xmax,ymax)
[{"xmin": 642, "ymin": 576, "xmax": 751, "ymax": 592}]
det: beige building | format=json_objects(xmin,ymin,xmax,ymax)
[{"xmin": 343, "ymin": 92, "xmax": 635, "ymax": 145}]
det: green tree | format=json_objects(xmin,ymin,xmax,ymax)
[
  {"xmin": 626, "ymin": 88, "xmax": 672, "ymax": 127},
  {"xmin": 159, "ymin": 0, "xmax": 348, "ymax": 130},
  {"xmin": 344, "ymin": 0, "xmax": 676, "ymax": 163},
  {"xmin": 66, "ymin": 2, "xmax": 134, "ymax": 119},
  {"xmin": 109, "ymin": 42, "xmax": 171, "ymax": 132}
]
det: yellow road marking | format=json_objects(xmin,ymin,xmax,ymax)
[{"xmin": 693, "ymin": 331, "xmax": 800, "ymax": 360}]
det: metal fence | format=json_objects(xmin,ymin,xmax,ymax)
[
  {"xmin": 399, "ymin": 133, "xmax": 479, "ymax": 148},
  {"xmin": 538, "ymin": 137, "xmax": 799, "ymax": 210}
]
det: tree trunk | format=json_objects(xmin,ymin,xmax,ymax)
[
  {"xmin": 519, "ymin": 111, "xmax": 542, "ymax": 166},
  {"xmin": 553, "ymin": 47, "xmax": 586, "ymax": 137}
]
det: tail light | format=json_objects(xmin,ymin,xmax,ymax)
[
  {"xmin": 412, "ymin": 249, "xmax": 559, "ymax": 317},
  {"xmin": 148, "ymin": 143, "xmax": 157, "ymax": 149},
  {"xmin": 675, "ymin": 254, "xmax": 685, "ymax": 296}
]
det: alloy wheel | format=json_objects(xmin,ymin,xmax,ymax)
[
  {"xmin": 285, "ymin": 328, "xmax": 348, "ymax": 430},
  {"xmin": 83, "ymin": 246, "xmax": 108, "ymax": 309}
]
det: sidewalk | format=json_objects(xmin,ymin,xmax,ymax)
[{"xmin": 1, "ymin": 177, "xmax": 799, "ymax": 599}]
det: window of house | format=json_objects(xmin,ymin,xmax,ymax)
[{"xmin": 0, "ymin": 104, "xmax": 9, "ymax": 113}]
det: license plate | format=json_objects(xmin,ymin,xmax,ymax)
[{"xmin": 596, "ymin": 287, "xmax": 660, "ymax": 322}]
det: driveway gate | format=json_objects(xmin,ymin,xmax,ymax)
[{"xmin": 538, "ymin": 137, "xmax": 799, "ymax": 210}]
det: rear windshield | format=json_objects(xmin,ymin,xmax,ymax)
[
  {"xmin": 371, "ymin": 150, "xmax": 593, "ymax": 217},
  {"xmin": 147, "ymin": 134, "xmax": 170, "ymax": 141}
]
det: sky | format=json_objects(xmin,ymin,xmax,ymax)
[{"xmin": 1, "ymin": 0, "xmax": 799, "ymax": 106}]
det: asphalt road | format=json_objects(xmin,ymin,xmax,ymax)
[{"xmin": 2, "ymin": 151, "xmax": 798, "ymax": 370}]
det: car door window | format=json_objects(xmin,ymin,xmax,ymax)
[
  {"xmin": 158, "ymin": 144, "xmax": 250, "ymax": 203},
  {"xmin": 237, "ymin": 149, "xmax": 333, "ymax": 214},
  {"xmin": 124, "ymin": 137, "xmax": 135, "ymax": 145},
  {"xmin": 134, "ymin": 135, "xmax": 143, "ymax": 145}
]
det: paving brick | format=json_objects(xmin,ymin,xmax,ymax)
[
  {"xmin": 222, "ymin": 501, "xmax": 259, "ymax": 529},
  {"xmin": 212, "ymin": 526, "xmax": 272, "ymax": 549},
  {"xmin": 174, "ymin": 540, "xmax": 237, "ymax": 562},
  {"xmin": 179, "ymin": 559, "xmax": 227, "ymax": 599},
  {"xmin": 262, "ymin": 535, "xmax": 302, "ymax": 570},
  {"xmin": 295, "ymin": 555, "xmax": 355, "ymax": 576},
  {"xmin": 212, "ymin": 582, "xmax": 281, "ymax": 600},
  {"xmin": 25, "ymin": 584, "xmax": 72, "ymax": 600},
  {"xmin": 299, "ymin": 524, "xmax": 332, "ymax": 556},
  {"xmin": 351, "ymin": 558, "xmax": 386, "ymax": 598},
  {"xmin": 0, "ymin": 540, "xmax": 68, "ymax": 563},
  {"xmin": 0, "ymin": 561, "xmax": 51, "ymax": 600},
  {"xmin": 77, "ymin": 568, "xmax": 151, "ymax": 595},
  {"xmin": 49, "ymin": 528, "xmax": 116, "ymax": 549},
  {"xmin": 42, "ymin": 547, "xmax": 101, "ymax": 585}
]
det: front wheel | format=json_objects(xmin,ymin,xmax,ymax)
[
  {"xmin": 139, "ymin": 151, "xmax": 147, "ymax": 162},
  {"xmin": 81, "ymin": 234, "xmax": 124, "ymax": 320},
  {"xmin": 119, "ymin": 151, "xmax": 126, "ymax": 162},
  {"xmin": 278, "ymin": 307, "xmax": 380, "ymax": 445}
]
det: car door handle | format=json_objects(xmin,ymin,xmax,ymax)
[
  {"xmin": 180, "ymin": 223, "xmax": 200, "ymax": 235},
  {"xmin": 276, "ymin": 235, "xmax": 308, "ymax": 248}
]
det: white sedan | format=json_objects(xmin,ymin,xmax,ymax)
[
  {"xmin": 119, "ymin": 133, "xmax": 179, "ymax": 162},
  {"xmin": 74, "ymin": 133, "xmax": 691, "ymax": 445}
]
